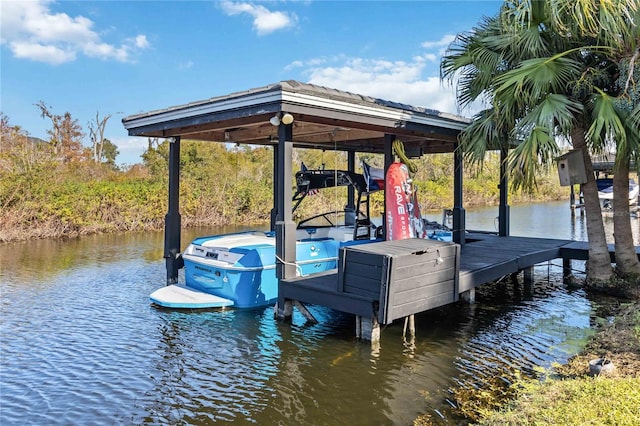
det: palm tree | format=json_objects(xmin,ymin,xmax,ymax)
[
  {"xmin": 511, "ymin": 0, "xmax": 640, "ymax": 277},
  {"xmin": 440, "ymin": 1, "xmax": 629, "ymax": 283}
]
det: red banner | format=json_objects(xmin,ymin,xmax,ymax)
[{"xmin": 385, "ymin": 162, "xmax": 425, "ymax": 240}]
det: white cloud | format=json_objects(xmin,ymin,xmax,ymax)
[
  {"xmin": 220, "ymin": 1, "xmax": 297, "ymax": 35},
  {"xmin": 0, "ymin": 0, "xmax": 150, "ymax": 65},
  {"xmin": 111, "ymin": 136, "xmax": 148, "ymax": 165},
  {"xmin": 133, "ymin": 35, "xmax": 149, "ymax": 49},
  {"xmin": 421, "ymin": 34, "xmax": 456, "ymax": 50},
  {"xmin": 10, "ymin": 40, "xmax": 76, "ymax": 64},
  {"xmin": 179, "ymin": 60, "xmax": 194, "ymax": 70},
  {"xmin": 293, "ymin": 54, "xmax": 471, "ymax": 116}
]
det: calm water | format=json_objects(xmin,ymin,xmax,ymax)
[{"xmin": 1, "ymin": 201, "xmax": 637, "ymax": 425}]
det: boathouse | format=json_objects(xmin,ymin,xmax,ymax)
[{"xmin": 122, "ymin": 80, "xmax": 554, "ymax": 341}]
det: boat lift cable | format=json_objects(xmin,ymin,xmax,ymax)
[
  {"xmin": 547, "ymin": 261, "xmax": 587, "ymax": 275},
  {"xmin": 275, "ymin": 253, "xmax": 304, "ymax": 277}
]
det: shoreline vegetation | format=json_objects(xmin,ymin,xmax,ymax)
[
  {"xmin": 1, "ymin": 138, "xmax": 568, "ymax": 244},
  {"xmin": 414, "ymin": 299, "xmax": 640, "ymax": 425},
  {"xmin": 471, "ymin": 300, "xmax": 640, "ymax": 425}
]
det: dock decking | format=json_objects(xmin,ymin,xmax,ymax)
[
  {"xmin": 457, "ymin": 233, "xmax": 572, "ymax": 292},
  {"xmin": 277, "ymin": 234, "xmax": 639, "ymax": 341}
]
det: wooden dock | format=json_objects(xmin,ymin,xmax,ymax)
[
  {"xmin": 457, "ymin": 233, "xmax": 572, "ymax": 292},
  {"xmin": 277, "ymin": 234, "xmax": 640, "ymax": 342}
]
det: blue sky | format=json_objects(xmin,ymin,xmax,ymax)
[{"xmin": 1, "ymin": 0, "xmax": 502, "ymax": 165}]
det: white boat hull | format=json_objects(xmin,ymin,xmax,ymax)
[{"xmin": 598, "ymin": 178, "xmax": 639, "ymax": 210}]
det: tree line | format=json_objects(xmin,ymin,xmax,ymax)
[{"xmin": 0, "ymin": 103, "xmax": 568, "ymax": 243}]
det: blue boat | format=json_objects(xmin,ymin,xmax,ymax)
[{"xmin": 150, "ymin": 166, "xmax": 383, "ymax": 309}]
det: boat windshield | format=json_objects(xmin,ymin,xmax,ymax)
[
  {"xmin": 292, "ymin": 164, "xmax": 381, "ymax": 239},
  {"xmin": 297, "ymin": 211, "xmax": 349, "ymax": 228}
]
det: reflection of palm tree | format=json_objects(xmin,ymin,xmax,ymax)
[{"xmin": 441, "ymin": 1, "xmax": 640, "ymax": 282}]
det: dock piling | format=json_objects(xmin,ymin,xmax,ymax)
[
  {"xmin": 460, "ymin": 288, "xmax": 475, "ymax": 304},
  {"xmin": 402, "ymin": 315, "xmax": 416, "ymax": 340},
  {"xmin": 275, "ymin": 299, "xmax": 293, "ymax": 321},
  {"xmin": 356, "ymin": 315, "xmax": 380, "ymax": 343},
  {"xmin": 523, "ymin": 267, "xmax": 534, "ymax": 297}
]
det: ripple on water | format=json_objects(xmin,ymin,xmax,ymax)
[{"xmin": 1, "ymin": 232, "xmax": 598, "ymax": 425}]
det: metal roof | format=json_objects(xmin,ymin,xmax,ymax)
[{"xmin": 122, "ymin": 80, "xmax": 470, "ymax": 154}]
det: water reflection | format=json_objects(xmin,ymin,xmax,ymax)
[{"xmin": 0, "ymin": 202, "xmax": 634, "ymax": 424}]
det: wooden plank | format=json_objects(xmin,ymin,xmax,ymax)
[
  {"xmin": 459, "ymin": 258, "xmax": 519, "ymax": 292},
  {"xmin": 392, "ymin": 256, "xmax": 457, "ymax": 279},
  {"xmin": 380, "ymin": 241, "xmax": 459, "ymax": 325},
  {"xmin": 390, "ymin": 267, "xmax": 457, "ymax": 291},
  {"xmin": 279, "ymin": 277, "xmax": 375, "ymax": 318},
  {"xmin": 342, "ymin": 261, "xmax": 383, "ymax": 280},
  {"xmin": 343, "ymin": 280, "xmax": 380, "ymax": 299},
  {"xmin": 391, "ymin": 245, "xmax": 458, "ymax": 269},
  {"xmin": 559, "ymin": 241, "xmax": 640, "ymax": 261},
  {"xmin": 341, "ymin": 249, "xmax": 385, "ymax": 267},
  {"xmin": 284, "ymin": 269, "xmax": 338, "ymax": 289},
  {"xmin": 383, "ymin": 291, "xmax": 457, "ymax": 323},
  {"xmin": 390, "ymin": 280, "xmax": 456, "ymax": 305},
  {"xmin": 516, "ymin": 248, "xmax": 563, "ymax": 269}
]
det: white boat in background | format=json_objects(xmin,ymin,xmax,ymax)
[{"xmin": 597, "ymin": 178, "xmax": 639, "ymax": 210}]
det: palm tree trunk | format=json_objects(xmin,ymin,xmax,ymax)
[
  {"xmin": 572, "ymin": 127, "xmax": 613, "ymax": 283},
  {"xmin": 612, "ymin": 158, "xmax": 640, "ymax": 276}
]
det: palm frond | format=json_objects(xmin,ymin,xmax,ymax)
[
  {"xmin": 586, "ymin": 90, "xmax": 627, "ymax": 153},
  {"xmin": 495, "ymin": 56, "xmax": 583, "ymax": 107},
  {"xmin": 441, "ymin": 16, "xmax": 507, "ymax": 110},
  {"xmin": 612, "ymin": 104, "xmax": 640, "ymax": 165},
  {"xmin": 508, "ymin": 126, "xmax": 560, "ymax": 191},
  {"xmin": 458, "ymin": 108, "xmax": 510, "ymax": 166},
  {"xmin": 516, "ymin": 93, "xmax": 583, "ymax": 136}
]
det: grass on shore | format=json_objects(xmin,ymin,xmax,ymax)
[
  {"xmin": 475, "ymin": 300, "xmax": 640, "ymax": 426},
  {"xmin": 477, "ymin": 375, "xmax": 640, "ymax": 425}
]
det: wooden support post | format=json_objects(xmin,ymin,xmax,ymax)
[
  {"xmin": 563, "ymin": 258, "xmax": 572, "ymax": 279},
  {"xmin": 460, "ymin": 288, "xmax": 475, "ymax": 304},
  {"xmin": 346, "ymin": 151, "xmax": 356, "ymax": 211},
  {"xmin": 498, "ymin": 148, "xmax": 510, "ymax": 236},
  {"xmin": 402, "ymin": 315, "xmax": 416, "ymax": 339},
  {"xmin": 523, "ymin": 267, "xmax": 534, "ymax": 297},
  {"xmin": 453, "ymin": 142, "xmax": 466, "ymax": 245},
  {"xmin": 293, "ymin": 300, "xmax": 318, "ymax": 323},
  {"xmin": 570, "ymin": 185, "xmax": 576, "ymax": 217},
  {"xmin": 562, "ymin": 258, "xmax": 577, "ymax": 286},
  {"xmin": 275, "ymin": 299, "xmax": 293, "ymax": 321},
  {"xmin": 356, "ymin": 315, "xmax": 380, "ymax": 343}
]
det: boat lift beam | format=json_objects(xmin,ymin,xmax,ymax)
[
  {"xmin": 270, "ymin": 145, "xmax": 279, "ymax": 231},
  {"xmin": 275, "ymin": 121, "xmax": 297, "ymax": 281}
]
